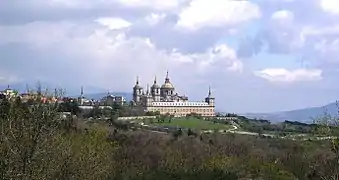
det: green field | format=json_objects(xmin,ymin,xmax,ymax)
[{"xmin": 148, "ymin": 117, "xmax": 232, "ymax": 130}]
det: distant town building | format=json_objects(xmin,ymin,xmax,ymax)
[
  {"xmin": 0, "ymin": 85, "xmax": 18, "ymax": 99},
  {"xmin": 77, "ymin": 86, "xmax": 95, "ymax": 106},
  {"xmin": 76, "ymin": 87, "xmax": 126, "ymax": 108},
  {"xmin": 100, "ymin": 94, "xmax": 126, "ymax": 106},
  {"xmin": 132, "ymin": 71, "xmax": 215, "ymax": 117}
]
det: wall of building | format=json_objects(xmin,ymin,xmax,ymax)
[{"xmin": 146, "ymin": 105, "xmax": 215, "ymax": 117}]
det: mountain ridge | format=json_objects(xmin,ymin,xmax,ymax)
[{"xmin": 244, "ymin": 101, "xmax": 339, "ymax": 123}]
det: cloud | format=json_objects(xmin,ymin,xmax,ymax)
[
  {"xmin": 0, "ymin": 20, "xmax": 242, "ymax": 93},
  {"xmin": 144, "ymin": 13, "xmax": 167, "ymax": 26},
  {"xmin": 2, "ymin": 0, "xmax": 339, "ymax": 113},
  {"xmin": 255, "ymin": 68, "xmax": 323, "ymax": 83},
  {"xmin": 0, "ymin": 72, "xmax": 21, "ymax": 85},
  {"xmin": 113, "ymin": 0, "xmax": 188, "ymax": 11},
  {"xmin": 27, "ymin": 0, "xmax": 188, "ymax": 11},
  {"xmin": 320, "ymin": 0, "xmax": 339, "ymax": 14},
  {"xmin": 237, "ymin": 0, "xmax": 339, "ymax": 68},
  {"xmin": 175, "ymin": 0, "xmax": 261, "ymax": 31},
  {"xmin": 95, "ymin": 17, "xmax": 132, "ymax": 30},
  {"xmin": 271, "ymin": 10, "xmax": 294, "ymax": 22}
]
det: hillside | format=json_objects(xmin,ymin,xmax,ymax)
[{"xmin": 244, "ymin": 102, "xmax": 339, "ymax": 123}]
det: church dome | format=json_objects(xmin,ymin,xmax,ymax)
[
  {"xmin": 161, "ymin": 71, "xmax": 175, "ymax": 89},
  {"xmin": 161, "ymin": 82, "xmax": 174, "ymax": 89}
]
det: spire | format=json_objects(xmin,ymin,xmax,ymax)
[
  {"xmin": 165, "ymin": 70, "xmax": 170, "ymax": 82},
  {"xmin": 80, "ymin": 86, "xmax": 84, "ymax": 97},
  {"xmin": 54, "ymin": 88, "xmax": 58, "ymax": 97},
  {"xmin": 154, "ymin": 76, "xmax": 157, "ymax": 84},
  {"xmin": 146, "ymin": 84, "xmax": 150, "ymax": 94},
  {"xmin": 207, "ymin": 86, "xmax": 213, "ymax": 98},
  {"xmin": 136, "ymin": 76, "xmax": 139, "ymax": 85},
  {"xmin": 26, "ymin": 84, "xmax": 30, "ymax": 93}
]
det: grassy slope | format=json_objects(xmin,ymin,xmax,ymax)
[{"xmin": 150, "ymin": 117, "xmax": 231, "ymax": 130}]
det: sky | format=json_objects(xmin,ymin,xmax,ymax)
[{"xmin": 1, "ymin": 0, "xmax": 339, "ymax": 113}]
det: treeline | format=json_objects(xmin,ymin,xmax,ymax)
[
  {"xmin": 1, "ymin": 97, "xmax": 339, "ymax": 179},
  {"xmin": 235, "ymin": 117, "xmax": 339, "ymax": 135}
]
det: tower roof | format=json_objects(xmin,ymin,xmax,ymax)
[
  {"xmin": 152, "ymin": 76, "xmax": 160, "ymax": 88},
  {"xmin": 207, "ymin": 86, "xmax": 214, "ymax": 98},
  {"xmin": 161, "ymin": 71, "xmax": 174, "ymax": 89},
  {"xmin": 134, "ymin": 76, "xmax": 143, "ymax": 89}
]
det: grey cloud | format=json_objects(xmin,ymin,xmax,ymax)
[
  {"xmin": 0, "ymin": 0, "xmax": 148, "ymax": 25},
  {"xmin": 237, "ymin": 0, "xmax": 339, "ymax": 67},
  {"xmin": 128, "ymin": 14, "xmax": 233, "ymax": 53}
]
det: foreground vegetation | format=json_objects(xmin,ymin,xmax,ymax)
[{"xmin": 1, "ymin": 95, "xmax": 339, "ymax": 179}]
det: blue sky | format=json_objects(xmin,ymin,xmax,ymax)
[{"xmin": 1, "ymin": 0, "xmax": 339, "ymax": 113}]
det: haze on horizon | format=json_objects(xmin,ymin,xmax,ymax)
[{"xmin": 1, "ymin": 0, "xmax": 339, "ymax": 113}]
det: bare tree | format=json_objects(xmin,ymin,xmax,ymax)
[
  {"xmin": 0, "ymin": 86, "xmax": 63, "ymax": 179},
  {"xmin": 312, "ymin": 102, "xmax": 339, "ymax": 180}
]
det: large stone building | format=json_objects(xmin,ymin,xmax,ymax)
[{"xmin": 133, "ymin": 72, "xmax": 215, "ymax": 117}]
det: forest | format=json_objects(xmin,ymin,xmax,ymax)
[{"xmin": 1, "ymin": 96, "xmax": 339, "ymax": 180}]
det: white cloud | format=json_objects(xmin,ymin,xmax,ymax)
[
  {"xmin": 271, "ymin": 10, "xmax": 294, "ymax": 23},
  {"xmin": 145, "ymin": 13, "xmax": 167, "ymax": 26},
  {"xmin": 95, "ymin": 17, "xmax": 132, "ymax": 30},
  {"xmin": 175, "ymin": 0, "xmax": 261, "ymax": 31},
  {"xmin": 320, "ymin": 0, "xmax": 339, "ymax": 14},
  {"xmin": 255, "ymin": 68, "xmax": 323, "ymax": 83}
]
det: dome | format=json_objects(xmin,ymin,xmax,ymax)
[
  {"xmin": 134, "ymin": 84, "xmax": 142, "ymax": 89},
  {"xmin": 152, "ymin": 84, "xmax": 160, "ymax": 88},
  {"xmin": 161, "ymin": 71, "xmax": 175, "ymax": 89},
  {"xmin": 161, "ymin": 82, "xmax": 174, "ymax": 89},
  {"xmin": 133, "ymin": 76, "xmax": 143, "ymax": 89}
]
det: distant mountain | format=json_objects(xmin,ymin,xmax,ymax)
[{"xmin": 244, "ymin": 102, "xmax": 339, "ymax": 123}]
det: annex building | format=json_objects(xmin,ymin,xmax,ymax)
[{"xmin": 132, "ymin": 72, "xmax": 215, "ymax": 117}]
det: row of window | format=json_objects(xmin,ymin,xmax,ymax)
[
  {"xmin": 175, "ymin": 113, "xmax": 214, "ymax": 117},
  {"xmin": 149, "ymin": 108, "xmax": 214, "ymax": 113},
  {"xmin": 151, "ymin": 102, "xmax": 211, "ymax": 106}
]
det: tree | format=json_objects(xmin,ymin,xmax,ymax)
[
  {"xmin": 90, "ymin": 105, "xmax": 102, "ymax": 118},
  {"xmin": 312, "ymin": 105, "xmax": 339, "ymax": 179},
  {"xmin": 0, "ymin": 90, "xmax": 63, "ymax": 179},
  {"xmin": 58, "ymin": 100, "xmax": 81, "ymax": 115}
]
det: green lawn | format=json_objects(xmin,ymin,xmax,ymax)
[{"xmin": 149, "ymin": 117, "xmax": 231, "ymax": 130}]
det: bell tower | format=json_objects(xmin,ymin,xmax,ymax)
[
  {"xmin": 151, "ymin": 76, "xmax": 161, "ymax": 102},
  {"xmin": 133, "ymin": 76, "xmax": 143, "ymax": 103},
  {"xmin": 145, "ymin": 84, "xmax": 153, "ymax": 106},
  {"xmin": 205, "ymin": 86, "xmax": 215, "ymax": 107}
]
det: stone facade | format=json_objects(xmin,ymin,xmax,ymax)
[{"xmin": 133, "ymin": 72, "xmax": 215, "ymax": 117}]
